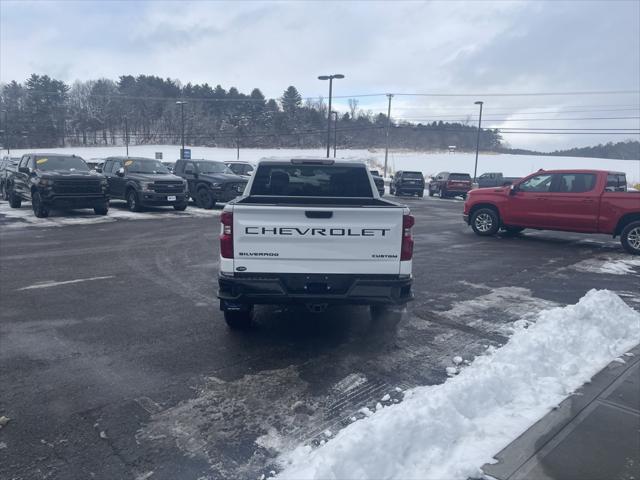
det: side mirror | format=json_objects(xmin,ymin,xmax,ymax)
[
  {"xmin": 19, "ymin": 166, "xmax": 30, "ymax": 174},
  {"xmin": 116, "ymin": 167, "xmax": 125, "ymax": 177},
  {"xmin": 509, "ymin": 184, "xmax": 518, "ymax": 195}
]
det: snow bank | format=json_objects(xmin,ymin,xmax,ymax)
[{"xmin": 276, "ymin": 290, "xmax": 640, "ymax": 480}]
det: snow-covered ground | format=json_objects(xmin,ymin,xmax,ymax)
[
  {"xmin": 5, "ymin": 145, "xmax": 640, "ymax": 183},
  {"xmin": 0, "ymin": 200, "xmax": 220, "ymax": 228},
  {"xmin": 275, "ymin": 290, "xmax": 640, "ymax": 480}
]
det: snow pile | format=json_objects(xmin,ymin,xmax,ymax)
[
  {"xmin": 571, "ymin": 255, "xmax": 640, "ymax": 275},
  {"xmin": 276, "ymin": 290, "xmax": 640, "ymax": 480}
]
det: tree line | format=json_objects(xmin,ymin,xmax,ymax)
[
  {"xmin": 501, "ymin": 140, "xmax": 640, "ymax": 160},
  {"xmin": 0, "ymin": 74, "xmax": 502, "ymax": 152}
]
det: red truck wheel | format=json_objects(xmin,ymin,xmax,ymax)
[
  {"xmin": 471, "ymin": 208, "xmax": 500, "ymax": 236},
  {"xmin": 621, "ymin": 221, "xmax": 640, "ymax": 255}
]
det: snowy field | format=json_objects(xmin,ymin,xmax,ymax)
[
  {"xmin": 275, "ymin": 290, "xmax": 640, "ymax": 480},
  {"xmin": 5, "ymin": 145, "xmax": 640, "ymax": 184}
]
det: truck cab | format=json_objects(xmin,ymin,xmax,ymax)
[{"xmin": 173, "ymin": 159, "xmax": 247, "ymax": 209}]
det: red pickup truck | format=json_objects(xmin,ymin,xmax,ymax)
[{"xmin": 463, "ymin": 169, "xmax": 640, "ymax": 254}]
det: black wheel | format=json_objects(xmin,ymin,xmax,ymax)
[
  {"xmin": 502, "ymin": 226, "xmax": 525, "ymax": 235},
  {"xmin": 621, "ymin": 221, "xmax": 640, "ymax": 255},
  {"xmin": 224, "ymin": 309, "xmax": 253, "ymax": 329},
  {"xmin": 440, "ymin": 189, "xmax": 447, "ymax": 199},
  {"xmin": 395, "ymin": 189, "xmax": 401, "ymax": 196},
  {"xmin": 428, "ymin": 188, "xmax": 434, "ymax": 197},
  {"xmin": 173, "ymin": 203, "xmax": 187, "ymax": 211},
  {"xmin": 461, "ymin": 194, "xmax": 467, "ymax": 200},
  {"xmin": 94, "ymin": 203, "xmax": 109, "ymax": 215},
  {"xmin": 126, "ymin": 190, "xmax": 142, "ymax": 212},
  {"xmin": 0, "ymin": 182, "xmax": 4, "ymax": 201},
  {"xmin": 417, "ymin": 190, "xmax": 424, "ymax": 198},
  {"xmin": 196, "ymin": 187, "xmax": 215, "ymax": 209},
  {"xmin": 471, "ymin": 208, "xmax": 500, "ymax": 236},
  {"xmin": 8, "ymin": 189, "xmax": 21, "ymax": 208},
  {"xmin": 32, "ymin": 191, "xmax": 49, "ymax": 218}
]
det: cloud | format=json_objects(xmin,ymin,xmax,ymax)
[{"xmin": 1, "ymin": 0, "xmax": 638, "ymax": 150}]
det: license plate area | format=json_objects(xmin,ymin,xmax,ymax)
[{"xmin": 167, "ymin": 195, "xmax": 177, "ymax": 201}]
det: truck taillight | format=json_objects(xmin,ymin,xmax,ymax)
[
  {"xmin": 401, "ymin": 214, "xmax": 414, "ymax": 261},
  {"xmin": 220, "ymin": 211, "xmax": 233, "ymax": 258}
]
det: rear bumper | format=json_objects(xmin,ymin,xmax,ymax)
[
  {"xmin": 218, "ymin": 272, "xmax": 413, "ymax": 307},
  {"xmin": 397, "ymin": 185, "xmax": 424, "ymax": 192}
]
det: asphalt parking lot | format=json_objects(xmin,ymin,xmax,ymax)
[{"xmin": 1, "ymin": 196, "xmax": 639, "ymax": 480}]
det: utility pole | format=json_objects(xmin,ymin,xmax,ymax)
[
  {"xmin": 383, "ymin": 94, "xmax": 394, "ymax": 178},
  {"xmin": 124, "ymin": 116, "xmax": 129, "ymax": 156},
  {"xmin": 176, "ymin": 101, "xmax": 187, "ymax": 158},
  {"xmin": 236, "ymin": 135, "xmax": 240, "ymax": 160},
  {"xmin": 332, "ymin": 111, "xmax": 338, "ymax": 158},
  {"xmin": 318, "ymin": 74, "xmax": 344, "ymax": 158},
  {"xmin": 473, "ymin": 101, "xmax": 484, "ymax": 184},
  {"xmin": 1, "ymin": 109, "xmax": 8, "ymax": 154}
]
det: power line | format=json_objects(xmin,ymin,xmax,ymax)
[{"xmin": 398, "ymin": 116, "xmax": 640, "ymax": 122}]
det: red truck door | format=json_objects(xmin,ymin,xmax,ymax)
[
  {"xmin": 543, "ymin": 173, "xmax": 600, "ymax": 232},
  {"xmin": 504, "ymin": 172, "xmax": 555, "ymax": 228}
]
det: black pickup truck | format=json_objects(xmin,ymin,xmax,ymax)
[
  {"xmin": 7, "ymin": 153, "xmax": 109, "ymax": 218},
  {"xmin": 99, "ymin": 157, "xmax": 189, "ymax": 212},
  {"xmin": 173, "ymin": 159, "xmax": 247, "ymax": 209}
]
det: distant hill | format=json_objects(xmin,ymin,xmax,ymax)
[{"xmin": 501, "ymin": 140, "xmax": 640, "ymax": 160}]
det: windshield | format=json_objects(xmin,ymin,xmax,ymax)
[
  {"xmin": 196, "ymin": 161, "xmax": 231, "ymax": 174},
  {"xmin": 250, "ymin": 164, "xmax": 373, "ymax": 197},
  {"xmin": 36, "ymin": 156, "xmax": 89, "ymax": 172},
  {"xmin": 125, "ymin": 159, "xmax": 170, "ymax": 174}
]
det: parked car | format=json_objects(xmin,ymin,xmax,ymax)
[
  {"xmin": 7, "ymin": 153, "xmax": 109, "ymax": 218},
  {"xmin": 0, "ymin": 155, "xmax": 20, "ymax": 200},
  {"xmin": 477, "ymin": 172, "xmax": 521, "ymax": 188},
  {"xmin": 225, "ymin": 161, "xmax": 255, "ymax": 178},
  {"xmin": 390, "ymin": 171, "xmax": 425, "ymax": 197},
  {"xmin": 463, "ymin": 169, "xmax": 640, "ymax": 254},
  {"xmin": 428, "ymin": 172, "xmax": 472, "ymax": 198},
  {"xmin": 173, "ymin": 159, "xmax": 247, "ymax": 209},
  {"xmin": 217, "ymin": 158, "xmax": 414, "ymax": 328},
  {"xmin": 99, "ymin": 157, "xmax": 188, "ymax": 212},
  {"xmin": 370, "ymin": 170, "xmax": 385, "ymax": 196}
]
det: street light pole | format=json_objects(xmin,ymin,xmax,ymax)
[
  {"xmin": 318, "ymin": 74, "xmax": 344, "ymax": 158},
  {"xmin": 473, "ymin": 101, "xmax": 484, "ymax": 183},
  {"xmin": 383, "ymin": 94, "xmax": 394, "ymax": 178},
  {"xmin": 176, "ymin": 101, "xmax": 187, "ymax": 159},
  {"xmin": 332, "ymin": 111, "xmax": 338, "ymax": 158}
]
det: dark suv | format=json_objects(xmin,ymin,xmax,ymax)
[
  {"xmin": 390, "ymin": 171, "xmax": 425, "ymax": 197},
  {"xmin": 428, "ymin": 172, "xmax": 472, "ymax": 199},
  {"xmin": 1, "ymin": 155, "xmax": 20, "ymax": 200},
  {"xmin": 8, "ymin": 153, "xmax": 109, "ymax": 218},
  {"xmin": 99, "ymin": 157, "xmax": 188, "ymax": 212},
  {"xmin": 370, "ymin": 170, "xmax": 385, "ymax": 196},
  {"xmin": 173, "ymin": 159, "xmax": 247, "ymax": 209}
]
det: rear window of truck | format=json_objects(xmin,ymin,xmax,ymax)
[
  {"xmin": 449, "ymin": 173, "xmax": 471, "ymax": 181},
  {"xmin": 250, "ymin": 164, "xmax": 373, "ymax": 197},
  {"xmin": 402, "ymin": 172, "xmax": 423, "ymax": 179}
]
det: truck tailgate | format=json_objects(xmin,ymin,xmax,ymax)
[{"xmin": 232, "ymin": 205, "xmax": 403, "ymax": 274}]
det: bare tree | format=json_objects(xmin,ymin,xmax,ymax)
[{"xmin": 348, "ymin": 98, "xmax": 359, "ymax": 119}]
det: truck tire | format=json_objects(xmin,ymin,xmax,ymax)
[
  {"xmin": 173, "ymin": 203, "xmax": 188, "ymax": 211},
  {"xmin": 8, "ymin": 189, "xmax": 21, "ymax": 208},
  {"xmin": 126, "ymin": 189, "xmax": 142, "ymax": 212},
  {"xmin": 440, "ymin": 189, "xmax": 447, "ymax": 199},
  {"xmin": 196, "ymin": 187, "xmax": 215, "ymax": 209},
  {"xmin": 620, "ymin": 221, "xmax": 640, "ymax": 255},
  {"xmin": 471, "ymin": 208, "xmax": 500, "ymax": 236},
  {"xmin": 224, "ymin": 310, "xmax": 253, "ymax": 329},
  {"xmin": 428, "ymin": 188, "xmax": 434, "ymax": 197},
  {"xmin": 417, "ymin": 190, "xmax": 424, "ymax": 198},
  {"xmin": 94, "ymin": 203, "xmax": 109, "ymax": 215},
  {"xmin": 32, "ymin": 191, "xmax": 49, "ymax": 218}
]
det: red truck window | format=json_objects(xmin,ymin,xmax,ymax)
[
  {"xmin": 552, "ymin": 174, "xmax": 596, "ymax": 193},
  {"xmin": 519, "ymin": 174, "xmax": 554, "ymax": 192}
]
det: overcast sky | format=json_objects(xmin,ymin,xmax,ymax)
[{"xmin": 1, "ymin": 0, "xmax": 638, "ymax": 151}]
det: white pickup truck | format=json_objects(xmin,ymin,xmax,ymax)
[{"xmin": 217, "ymin": 159, "xmax": 414, "ymax": 328}]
